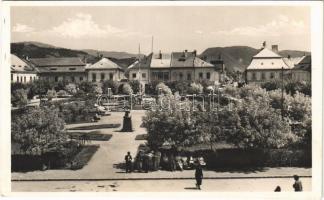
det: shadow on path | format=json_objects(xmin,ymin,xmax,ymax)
[{"xmin": 67, "ymin": 124, "xmax": 120, "ymax": 130}]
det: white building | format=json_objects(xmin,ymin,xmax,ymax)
[
  {"xmin": 11, "ymin": 54, "xmax": 38, "ymax": 84},
  {"xmin": 86, "ymin": 57, "xmax": 124, "ymax": 82},
  {"xmin": 246, "ymin": 44, "xmax": 311, "ymax": 83}
]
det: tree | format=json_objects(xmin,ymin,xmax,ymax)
[
  {"xmin": 28, "ymin": 79, "xmax": 52, "ymax": 99},
  {"xmin": 78, "ymin": 81, "xmax": 96, "ymax": 94},
  {"xmin": 12, "ymin": 89, "xmax": 28, "ymax": 107},
  {"xmin": 188, "ymin": 82, "xmax": 203, "ymax": 94},
  {"xmin": 129, "ymin": 80, "xmax": 142, "ymax": 94},
  {"xmin": 122, "ymin": 83, "xmax": 133, "ymax": 95},
  {"xmin": 102, "ymin": 80, "xmax": 119, "ymax": 95},
  {"xmin": 11, "ymin": 107, "xmax": 67, "ymax": 155},
  {"xmin": 156, "ymin": 82, "xmax": 172, "ymax": 96}
]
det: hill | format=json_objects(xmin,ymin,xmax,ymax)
[
  {"xmin": 11, "ymin": 42, "xmax": 96, "ymax": 63},
  {"xmin": 200, "ymin": 46, "xmax": 310, "ymax": 72},
  {"xmin": 82, "ymin": 49, "xmax": 142, "ymax": 60}
]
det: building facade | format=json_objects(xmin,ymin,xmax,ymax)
[
  {"xmin": 11, "ymin": 54, "xmax": 38, "ymax": 84},
  {"xmin": 29, "ymin": 57, "xmax": 87, "ymax": 83},
  {"xmin": 86, "ymin": 57, "xmax": 124, "ymax": 82},
  {"xmin": 127, "ymin": 50, "xmax": 223, "ymax": 85},
  {"xmin": 246, "ymin": 44, "xmax": 311, "ymax": 84}
]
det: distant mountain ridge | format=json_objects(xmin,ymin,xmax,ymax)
[{"xmin": 11, "ymin": 41, "xmax": 310, "ymax": 72}]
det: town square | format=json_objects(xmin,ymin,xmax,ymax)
[{"xmin": 3, "ymin": 4, "xmax": 319, "ymax": 195}]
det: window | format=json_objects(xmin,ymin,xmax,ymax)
[
  {"xmin": 80, "ymin": 77, "xmax": 83, "ymax": 82},
  {"xmin": 187, "ymin": 73, "xmax": 191, "ymax": 81},
  {"xmin": 252, "ymin": 72, "xmax": 256, "ymax": 80},
  {"xmin": 132, "ymin": 73, "xmax": 137, "ymax": 78},
  {"xmin": 69, "ymin": 68, "xmax": 76, "ymax": 70},
  {"xmin": 30, "ymin": 77, "xmax": 32, "ymax": 82},
  {"xmin": 206, "ymin": 72, "xmax": 211, "ymax": 80},
  {"xmin": 142, "ymin": 73, "xmax": 146, "ymax": 78},
  {"xmin": 163, "ymin": 72, "xmax": 169, "ymax": 81},
  {"xmin": 261, "ymin": 62, "xmax": 264, "ymax": 65},
  {"xmin": 12, "ymin": 65, "xmax": 15, "ymax": 68},
  {"xmin": 55, "ymin": 76, "xmax": 59, "ymax": 82},
  {"xmin": 71, "ymin": 76, "xmax": 75, "ymax": 82},
  {"xmin": 18, "ymin": 65, "xmax": 22, "ymax": 68},
  {"xmin": 24, "ymin": 76, "xmax": 26, "ymax": 83},
  {"xmin": 261, "ymin": 72, "xmax": 266, "ymax": 80},
  {"xmin": 109, "ymin": 73, "xmax": 113, "ymax": 80},
  {"xmin": 199, "ymin": 72, "xmax": 203, "ymax": 79},
  {"xmin": 101, "ymin": 73, "xmax": 105, "ymax": 81},
  {"xmin": 270, "ymin": 72, "xmax": 275, "ymax": 79},
  {"xmin": 92, "ymin": 74, "xmax": 96, "ymax": 82},
  {"xmin": 34, "ymin": 77, "xmax": 36, "ymax": 81},
  {"xmin": 17, "ymin": 76, "xmax": 19, "ymax": 82},
  {"xmin": 11, "ymin": 74, "xmax": 13, "ymax": 81},
  {"xmin": 179, "ymin": 73, "xmax": 183, "ymax": 80},
  {"xmin": 20, "ymin": 77, "xmax": 23, "ymax": 82},
  {"xmin": 50, "ymin": 68, "xmax": 57, "ymax": 71}
]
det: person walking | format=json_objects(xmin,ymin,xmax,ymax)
[
  {"xmin": 195, "ymin": 162, "xmax": 203, "ymax": 190},
  {"xmin": 293, "ymin": 175, "xmax": 303, "ymax": 192},
  {"xmin": 124, "ymin": 151, "xmax": 132, "ymax": 173}
]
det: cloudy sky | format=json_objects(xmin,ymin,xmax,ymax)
[{"xmin": 11, "ymin": 6, "xmax": 310, "ymax": 54}]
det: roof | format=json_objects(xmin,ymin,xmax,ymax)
[
  {"xmin": 282, "ymin": 56, "xmax": 305, "ymax": 68},
  {"xmin": 127, "ymin": 53, "xmax": 153, "ymax": 70},
  {"xmin": 293, "ymin": 55, "xmax": 311, "ymax": 71},
  {"xmin": 86, "ymin": 57, "xmax": 122, "ymax": 70},
  {"xmin": 29, "ymin": 57, "xmax": 85, "ymax": 67},
  {"xmin": 11, "ymin": 54, "xmax": 37, "ymax": 73},
  {"xmin": 170, "ymin": 51, "xmax": 195, "ymax": 67},
  {"xmin": 253, "ymin": 48, "xmax": 281, "ymax": 58},
  {"xmin": 193, "ymin": 57, "xmax": 214, "ymax": 68},
  {"xmin": 247, "ymin": 58, "xmax": 290, "ymax": 70},
  {"xmin": 151, "ymin": 53, "xmax": 171, "ymax": 68}
]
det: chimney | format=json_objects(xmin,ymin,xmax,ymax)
[
  {"xmin": 193, "ymin": 50, "xmax": 197, "ymax": 57},
  {"xmin": 262, "ymin": 41, "xmax": 267, "ymax": 49},
  {"xmin": 272, "ymin": 45, "xmax": 279, "ymax": 53},
  {"xmin": 159, "ymin": 50, "xmax": 162, "ymax": 59},
  {"xmin": 288, "ymin": 55, "xmax": 291, "ymax": 59},
  {"xmin": 184, "ymin": 49, "xmax": 188, "ymax": 58}
]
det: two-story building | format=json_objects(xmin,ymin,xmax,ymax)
[
  {"xmin": 11, "ymin": 54, "xmax": 38, "ymax": 84},
  {"xmin": 86, "ymin": 57, "xmax": 124, "ymax": 82},
  {"xmin": 127, "ymin": 50, "xmax": 223, "ymax": 86},
  {"xmin": 246, "ymin": 44, "xmax": 311, "ymax": 84}
]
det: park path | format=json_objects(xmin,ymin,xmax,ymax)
[{"xmin": 11, "ymin": 110, "xmax": 311, "ymax": 181}]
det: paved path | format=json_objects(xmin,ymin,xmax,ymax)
[
  {"xmin": 12, "ymin": 178, "xmax": 311, "ymax": 192},
  {"xmin": 12, "ymin": 110, "xmax": 312, "ymax": 181}
]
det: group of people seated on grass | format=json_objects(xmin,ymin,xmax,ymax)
[{"xmin": 124, "ymin": 149, "xmax": 206, "ymax": 173}]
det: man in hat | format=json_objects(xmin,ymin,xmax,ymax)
[{"xmin": 195, "ymin": 161, "xmax": 203, "ymax": 190}]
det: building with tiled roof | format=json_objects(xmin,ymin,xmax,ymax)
[
  {"xmin": 29, "ymin": 57, "xmax": 87, "ymax": 83},
  {"xmin": 11, "ymin": 54, "xmax": 38, "ymax": 84},
  {"xmin": 127, "ymin": 50, "xmax": 224, "ymax": 86},
  {"xmin": 86, "ymin": 57, "xmax": 124, "ymax": 82},
  {"xmin": 246, "ymin": 43, "xmax": 311, "ymax": 83}
]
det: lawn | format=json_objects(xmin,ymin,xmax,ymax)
[
  {"xmin": 135, "ymin": 134, "xmax": 148, "ymax": 140},
  {"xmin": 70, "ymin": 145, "xmax": 100, "ymax": 170},
  {"xmin": 67, "ymin": 124, "xmax": 120, "ymax": 130},
  {"xmin": 68, "ymin": 131, "xmax": 113, "ymax": 141}
]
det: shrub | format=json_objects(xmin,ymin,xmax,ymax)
[
  {"xmin": 47, "ymin": 89, "xmax": 57, "ymax": 101},
  {"xmin": 129, "ymin": 80, "xmax": 142, "ymax": 94},
  {"xmin": 65, "ymin": 84, "xmax": 77, "ymax": 95},
  {"xmin": 188, "ymin": 82, "xmax": 203, "ymax": 94},
  {"xmin": 57, "ymin": 90, "xmax": 68, "ymax": 97},
  {"xmin": 11, "ymin": 89, "xmax": 28, "ymax": 107}
]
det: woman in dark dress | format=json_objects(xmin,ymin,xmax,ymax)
[{"xmin": 195, "ymin": 163, "xmax": 203, "ymax": 190}]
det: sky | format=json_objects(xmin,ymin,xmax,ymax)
[{"xmin": 11, "ymin": 6, "xmax": 311, "ymax": 54}]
